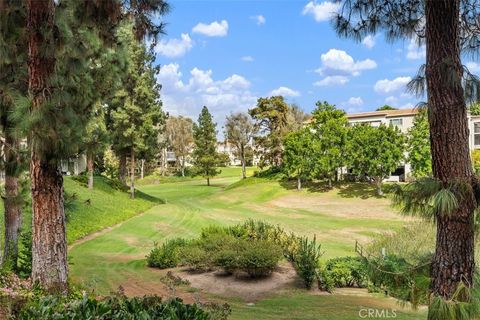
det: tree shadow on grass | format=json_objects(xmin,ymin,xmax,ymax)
[{"xmin": 279, "ymin": 178, "xmax": 390, "ymax": 200}]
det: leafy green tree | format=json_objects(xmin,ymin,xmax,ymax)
[
  {"xmin": 283, "ymin": 128, "xmax": 317, "ymax": 190},
  {"xmin": 376, "ymin": 105, "xmax": 397, "ymax": 111},
  {"xmin": 110, "ymin": 23, "xmax": 165, "ymax": 199},
  {"xmin": 407, "ymin": 110, "xmax": 432, "ymax": 178},
  {"xmin": 310, "ymin": 101, "xmax": 348, "ymax": 188},
  {"xmin": 192, "ymin": 106, "xmax": 221, "ymax": 186},
  {"xmin": 334, "ymin": 0, "xmax": 480, "ymax": 306},
  {"xmin": 347, "ymin": 124, "xmax": 405, "ymax": 196},
  {"xmin": 225, "ymin": 112, "xmax": 255, "ymax": 179}
]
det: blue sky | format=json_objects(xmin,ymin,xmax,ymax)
[{"xmin": 154, "ymin": 0, "xmax": 480, "ymax": 127}]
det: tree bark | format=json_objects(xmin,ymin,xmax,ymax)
[
  {"xmin": 140, "ymin": 159, "xmax": 144, "ymax": 180},
  {"xmin": 28, "ymin": 0, "xmax": 68, "ymax": 293},
  {"xmin": 207, "ymin": 177, "xmax": 210, "ymax": 186},
  {"xmin": 130, "ymin": 148, "xmax": 135, "ymax": 199},
  {"xmin": 2, "ymin": 134, "xmax": 22, "ymax": 269},
  {"xmin": 181, "ymin": 156, "xmax": 185, "ymax": 177},
  {"xmin": 241, "ymin": 144, "xmax": 246, "ymax": 179},
  {"xmin": 87, "ymin": 151, "xmax": 94, "ymax": 189},
  {"xmin": 426, "ymin": 0, "xmax": 476, "ymax": 303},
  {"xmin": 375, "ymin": 179, "xmax": 383, "ymax": 196},
  {"xmin": 297, "ymin": 176, "xmax": 302, "ymax": 191},
  {"xmin": 119, "ymin": 151, "xmax": 127, "ymax": 185},
  {"xmin": 328, "ymin": 178, "xmax": 332, "ymax": 189}
]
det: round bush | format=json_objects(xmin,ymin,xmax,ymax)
[{"xmin": 237, "ymin": 240, "xmax": 282, "ymax": 278}]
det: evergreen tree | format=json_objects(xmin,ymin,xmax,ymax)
[
  {"xmin": 23, "ymin": 0, "xmax": 169, "ymax": 292},
  {"xmin": 310, "ymin": 101, "xmax": 348, "ymax": 188},
  {"xmin": 0, "ymin": 1, "xmax": 28, "ymax": 270},
  {"xmin": 192, "ymin": 106, "xmax": 221, "ymax": 186},
  {"xmin": 334, "ymin": 0, "xmax": 480, "ymax": 307},
  {"xmin": 110, "ymin": 23, "xmax": 165, "ymax": 198},
  {"xmin": 347, "ymin": 124, "xmax": 405, "ymax": 196},
  {"xmin": 407, "ymin": 110, "xmax": 432, "ymax": 178}
]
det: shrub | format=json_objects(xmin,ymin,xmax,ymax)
[
  {"xmin": 147, "ymin": 238, "xmax": 188, "ymax": 269},
  {"xmin": 214, "ymin": 248, "xmax": 238, "ymax": 274},
  {"xmin": 178, "ymin": 245, "xmax": 213, "ymax": 272},
  {"xmin": 294, "ymin": 236, "xmax": 322, "ymax": 289},
  {"xmin": 237, "ymin": 240, "xmax": 282, "ymax": 278},
  {"xmin": 323, "ymin": 256, "xmax": 368, "ymax": 288},
  {"xmin": 19, "ymin": 295, "xmax": 211, "ymax": 320},
  {"xmin": 71, "ymin": 174, "xmax": 88, "ymax": 186}
]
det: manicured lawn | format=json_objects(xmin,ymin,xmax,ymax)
[{"xmin": 69, "ymin": 172, "xmax": 426, "ymax": 319}]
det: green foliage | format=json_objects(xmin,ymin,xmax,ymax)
[
  {"xmin": 146, "ymin": 238, "xmax": 188, "ymax": 269},
  {"xmin": 178, "ymin": 245, "xmax": 213, "ymax": 272},
  {"xmin": 249, "ymin": 96, "xmax": 295, "ymax": 168},
  {"xmin": 322, "ymin": 257, "xmax": 368, "ymax": 288},
  {"xmin": 294, "ymin": 236, "xmax": 322, "ymax": 289},
  {"xmin": 237, "ymin": 240, "xmax": 283, "ymax": 278},
  {"xmin": 282, "ymin": 128, "xmax": 317, "ymax": 188},
  {"xmin": 472, "ymin": 150, "xmax": 480, "ymax": 174},
  {"xmin": 376, "ymin": 105, "xmax": 397, "ymax": 111},
  {"xmin": 70, "ymin": 174, "xmax": 88, "ymax": 187},
  {"xmin": 19, "ymin": 295, "xmax": 211, "ymax": 320},
  {"xmin": 225, "ymin": 112, "xmax": 256, "ymax": 174},
  {"xmin": 192, "ymin": 106, "xmax": 221, "ymax": 184},
  {"xmin": 310, "ymin": 101, "xmax": 348, "ymax": 186},
  {"xmin": 407, "ymin": 110, "xmax": 432, "ymax": 178},
  {"xmin": 392, "ymin": 178, "xmax": 472, "ymax": 221},
  {"xmin": 16, "ymin": 231, "xmax": 32, "ymax": 279},
  {"xmin": 469, "ymin": 102, "xmax": 480, "ymax": 116},
  {"xmin": 347, "ymin": 123, "xmax": 405, "ymax": 195}
]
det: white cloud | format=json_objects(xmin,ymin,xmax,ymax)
[
  {"xmin": 406, "ymin": 38, "xmax": 426, "ymax": 60},
  {"xmin": 374, "ymin": 76, "xmax": 412, "ymax": 94},
  {"xmin": 347, "ymin": 97, "xmax": 363, "ymax": 106},
  {"xmin": 192, "ymin": 20, "xmax": 229, "ymax": 37},
  {"xmin": 269, "ymin": 86, "xmax": 300, "ymax": 97},
  {"xmin": 316, "ymin": 49, "xmax": 377, "ymax": 76},
  {"xmin": 241, "ymin": 55, "xmax": 254, "ymax": 62},
  {"xmin": 362, "ymin": 35, "xmax": 376, "ymax": 49},
  {"xmin": 466, "ymin": 62, "xmax": 480, "ymax": 73},
  {"xmin": 155, "ymin": 33, "xmax": 193, "ymax": 58},
  {"xmin": 313, "ymin": 75, "xmax": 349, "ymax": 86},
  {"xmin": 302, "ymin": 1, "xmax": 341, "ymax": 22},
  {"xmin": 157, "ymin": 63, "xmax": 257, "ymax": 129},
  {"xmin": 400, "ymin": 102, "xmax": 415, "ymax": 109},
  {"xmin": 250, "ymin": 15, "xmax": 266, "ymax": 25},
  {"xmin": 314, "ymin": 49, "xmax": 376, "ymax": 86}
]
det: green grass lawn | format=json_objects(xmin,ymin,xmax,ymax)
[{"xmin": 69, "ymin": 171, "xmax": 426, "ymax": 319}]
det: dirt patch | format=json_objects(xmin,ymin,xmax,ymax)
[{"xmin": 173, "ymin": 262, "xmax": 299, "ymax": 302}]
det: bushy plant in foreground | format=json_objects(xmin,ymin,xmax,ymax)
[
  {"xmin": 323, "ymin": 256, "xmax": 368, "ymax": 288},
  {"xmin": 294, "ymin": 236, "xmax": 322, "ymax": 289},
  {"xmin": 147, "ymin": 238, "xmax": 188, "ymax": 269},
  {"xmin": 237, "ymin": 240, "xmax": 283, "ymax": 278},
  {"xmin": 19, "ymin": 295, "xmax": 211, "ymax": 320}
]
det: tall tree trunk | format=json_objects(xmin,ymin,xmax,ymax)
[
  {"xmin": 328, "ymin": 178, "xmax": 332, "ymax": 189},
  {"xmin": 119, "ymin": 152, "xmax": 127, "ymax": 185},
  {"xmin": 87, "ymin": 151, "xmax": 94, "ymax": 190},
  {"xmin": 140, "ymin": 159, "xmax": 144, "ymax": 180},
  {"xmin": 375, "ymin": 178, "xmax": 383, "ymax": 196},
  {"xmin": 241, "ymin": 145, "xmax": 246, "ymax": 179},
  {"xmin": 426, "ymin": 0, "xmax": 476, "ymax": 303},
  {"xmin": 297, "ymin": 176, "xmax": 302, "ymax": 190},
  {"xmin": 28, "ymin": 0, "xmax": 68, "ymax": 293},
  {"xmin": 130, "ymin": 148, "xmax": 135, "ymax": 199},
  {"xmin": 2, "ymin": 134, "xmax": 22, "ymax": 269},
  {"xmin": 207, "ymin": 177, "xmax": 210, "ymax": 186},
  {"xmin": 181, "ymin": 156, "xmax": 185, "ymax": 177}
]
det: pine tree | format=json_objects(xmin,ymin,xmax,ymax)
[
  {"xmin": 334, "ymin": 0, "xmax": 480, "ymax": 308},
  {"xmin": 192, "ymin": 106, "xmax": 221, "ymax": 186},
  {"xmin": 110, "ymin": 22, "xmax": 164, "ymax": 198},
  {"xmin": 0, "ymin": 1, "xmax": 28, "ymax": 270},
  {"xmin": 23, "ymin": 0, "xmax": 169, "ymax": 292}
]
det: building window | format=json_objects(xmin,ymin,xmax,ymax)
[
  {"xmin": 389, "ymin": 118, "xmax": 403, "ymax": 127},
  {"xmin": 475, "ymin": 123, "xmax": 480, "ymax": 146}
]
